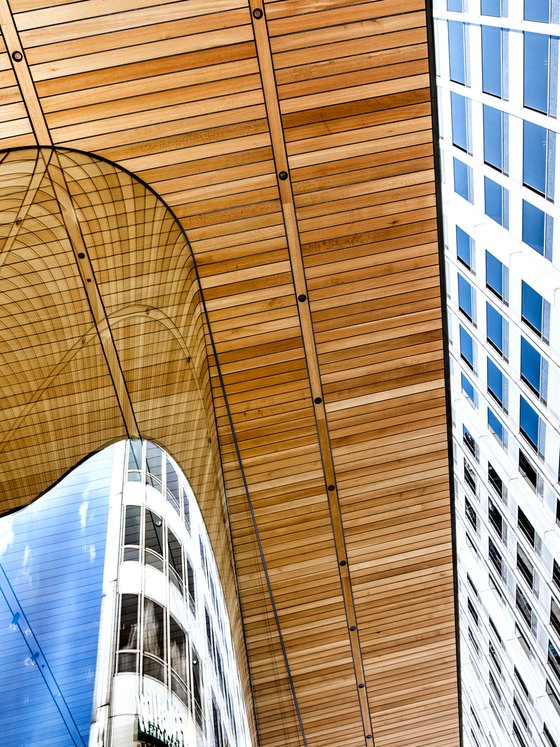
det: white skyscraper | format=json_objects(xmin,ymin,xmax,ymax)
[{"xmin": 433, "ymin": 1, "xmax": 560, "ymax": 745}]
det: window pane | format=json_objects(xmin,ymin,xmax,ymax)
[
  {"xmin": 520, "ymin": 395, "xmax": 539, "ymax": 450},
  {"xmin": 458, "ymin": 274, "xmax": 474, "ymax": 319},
  {"xmin": 144, "ymin": 598, "xmax": 165, "ymax": 661},
  {"xmin": 462, "ymin": 372, "xmax": 476, "ymax": 403},
  {"xmin": 452, "ymin": 92, "xmax": 469, "ymax": 152},
  {"xmin": 119, "ymin": 594, "xmax": 139, "ymax": 651},
  {"xmin": 518, "ymin": 507, "xmax": 536, "ymax": 546},
  {"xmin": 487, "ymin": 357, "xmax": 505, "ymax": 406},
  {"xmin": 447, "ymin": 0, "xmax": 463, "ymax": 9},
  {"xmin": 524, "ymin": 32, "xmax": 549, "ymax": 112},
  {"xmin": 145, "ymin": 442, "xmax": 162, "ymax": 487},
  {"xmin": 487, "ymin": 303, "xmax": 505, "ymax": 354},
  {"xmin": 460, "ymin": 325, "xmax": 475, "ymax": 368},
  {"xmin": 521, "ymin": 281, "xmax": 543, "ymax": 335},
  {"xmin": 124, "ymin": 504, "xmax": 141, "ymax": 547},
  {"xmin": 520, "ymin": 337, "xmax": 542, "ymax": 395},
  {"xmin": 488, "ymin": 407, "xmax": 505, "ymax": 443},
  {"xmin": 482, "ymin": 0, "xmax": 502, "ymax": 15},
  {"xmin": 482, "ymin": 26, "xmax": 503, "ymax": 96},
  {"xmin": 168, "ymin": 528, "xmax": 183, "ymax": 582},
  {"xmin": 522, "ymin": 200, "xmax": 547, "ymax": 255},
  {"xmin": 457, "ymin": 226, "xmax": 473, "ymax": 268},
  {"xmin": 454, "ymin": 157, "xmax": 471, "ymax": 201},
  {"xmin": 524, "ymin": 0, "xmax": 550, "ymax": 22},
  {"xmin": 484, "ymin": 176, "xmax": 508, "ymax": 227},
  {"xmin": 486, "ymin": 251, "xmax": 505, "ymax": 300},
  {"xmin": 449, "ymin": 21, "xmax": 466, "ymax": 84},
  {"xmin": 524, "ymin": 120, "xmax": 548, "ymax": 195},
  {"xmin": 483, "ymin": 105, "xmax": 506, "ymax": 172}
]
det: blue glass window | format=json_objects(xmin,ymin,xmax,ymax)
[
  {"xmin": 449, "ymin": 21, "xmax": 467, "ymax": 85},
  {"xmin": 483, "ymin": 105, "xmax": 508, "ymax": 173},
  {"xmin": 520, "ymin": 395, "xmax": 541, "ymax": 452},
  {"xmin": 462, "ymin": 372, "xmax": 476, "ymax": 404},
  {"xmin": 484, "ymin": 176, "xmax": 508, "ymax": 227},
  {"xmin": 485, "ymin": 251, "xmax": 507, "ymax": 302},
  {"xmin": 452, "ymin": 92, "xmax": 470, "ymax": 152},
  {"xmin": 447, "ymin": 0, "xmax": 463, "ymax": 9},
  {"xmin": 488, "ymin": 407, "xmax": 506, "ymax": 445},
  {"xmin": 524, "ymin": 32, "xmax": 555, "ymax": 114},
  {"xmin": 460, "ymin": 325, "xmax": 475, "ymax": 369},
  {"xmin": 487, "ymin": 302, "xmax": 506, "ymax": 356},
  {"xmin": 487, "ymin": 358, "xmax": 506, "ymax": 408},
  {"xmin": 524, "ymin": 0, "xmax": 550, "ymax": 22},
  {"xmin": 482, "ymin": 26, "xmax": 506, "ymax": 98},
  {"xmin": 482, "ymin": 0, "xmax": 502, "ymax": 15},
  {"xmin": 454, "ymin": 157, "xmax": 472, "ymax": 201},
  {"xmin": 458, "ymin": 274, "xmax": 475, "ymax": 320},
  {"xmin": 521, "ymin": 281, "xmax": 545, "ymax": 338},
  {"xmin": 523, "ymin": 120, "xmax": 555, "ymax": 199},
  {"xmin": 457, "ymin": 226, "xmax": 473, "ymax": 269},
  {"xmin": 521, "ymin": 337, "xmax": 545, "ymax": 398},
  {"xmin": 522, "ymin": 200, "xmax": 553, "ymax": 259}
]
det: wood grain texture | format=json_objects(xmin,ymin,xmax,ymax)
[{"xmin": 0, "ymin": 1, "xmax": 459, "ymax": 746}]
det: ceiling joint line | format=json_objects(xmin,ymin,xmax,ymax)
[{"xmin": 249, "ymin": 1, "xmax": 376, "ymax": 741}]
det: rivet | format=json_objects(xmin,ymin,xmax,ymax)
[
  {"xmin": 328, "ymin": 484, "xmax": 335, "ymax": 491},
  {"xmin": 278, "ymin": 170, "xmax": 288, "ymax": 180},
  {"xmin": 78, "ymin": 252, "xmax": 85, "ymax": 259},
  {"xmin": 298, "ymin": 293, "xmax": 307, "ymax": 302},
  {"xmin": 358, "ymin": 683, "xmax": 365, "ymax": 689},
  {"xmin": 86, "ymin": 278, "xmax": 92, "ymax": 283},
  {"xmin": 366, "ymin": 736, "xmax": 372, "ymax": 741},
  {"xmin": 11, "ymin": 51, "xmax": 23, "ymax": 62},
  {"xmin": 314, "ymin": 396, "xmax": 322, "ymax": 404},
  {"xmin": 339, "ymin": 560, "xmax": 347, "ymax": 567},
  {"xmin": 349, "ymin": 625, "xmax": 356, "ymax": 631},
  {"xmin": 252, "ymin": 8, "xmax": 263, "ymax": 18}
]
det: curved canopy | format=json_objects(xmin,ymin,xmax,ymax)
[{"xmin": 0, "ymin": 3, "xmax": 460, "ymax": 747}]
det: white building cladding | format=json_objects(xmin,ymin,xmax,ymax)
[
  {"xmin": 433, "ymin": 1, "xmax": 560, "ymax": 746},
  {"xmin": 92, "ymin": 440, "xmax": 252, "ymax": 747}
]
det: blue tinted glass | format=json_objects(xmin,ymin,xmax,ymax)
[
  {"xmin": 449, "ymin": 21, "xmax": 466, "ymax": 84},
  {"xmin": 524, "ymin": 32, "xmax": 549, "ymax": 112},
  {"xmin": 448, "ymin": 0, "xmax": 463, "ymax": 9},
  {"xmin": 482, "ymin": 26, "xmax": 502, "ymax": 96},
  {"xmin": 452, "ymin": 92, "xmax": 468, "ymax": 151},
  {"xmin": 454, "ymin": 158, "xmax": 470, "ymax": 200},
  {"xmin": 483, "ymin": 105, "xmax": 504, "ymax": 170},
  {"xmin": 521, "ymin": 337, "xmax": 542, "ymax": 394},
  {"xmin": 523, "ymin": 120, "xmax": 547, "ymax": 194},
  {"xmin": 520, "ymin": 395, "xmax": 539, "ymax": 449},
  {"xmin": 521, "ymin": 281, "xmax": 543, "ymax": 334},
  {"xmin": 522, "ymin": 200, "xmax": 545, "ymax": 255},
  {"xmin": 488, "ymin": 407, "xmax": 504, "ymax": 441},
  {"xmin": 457, "ymin": 226, "xmax": 472, "ymax": 267},
  {"xmin": 524, "ymin": 0, "xmax": 550, "ymax": 22},
  {"xmin": 460, "ymin": 325, "xmax": 474, "ymax": 366},
  {"xmin": 462, "ymin": 372, "xmax": 476, "ymax": 403},
  {"xmin": 484, "ymin": 177, "xmax": 507, "ymax": 226},
  {"xmin": 487, "ymin": 302, "xmax": 504, "ymax": 352},
  {"xmin": 486, "ymin": 251, "xmax": 504, "ymax": 298},
  {"xmin": 482, "ymin": 0, "xmax": 501, "ymax": 14},
  {"xmin": 487, "ymin": 358, "xmax": 504, "ymax": 403},
  {"xmin": 458, "ymin": 275, "xmax": 473, "ymax": 318}
]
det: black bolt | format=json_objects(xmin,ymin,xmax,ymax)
[
  {"xmin": 366, "ymin": 736, "xmax": 372, "ymax": 741},
  {"xmin": 278, "ymin": 170, "xmax": 288, "ymax": 180},
  {"xmin": 349, "ymin": 625, "xmax": 356, "ymax": 631},
  {"xmin": 358, "ymin": 683, "xmax": 365, "ymax": 689},
  {"xmin": 252, "ymin": 8, "xmax": 263, "ymax": 18},
  {"xmin": 328, "ymin": 484, "xmax": 335, "ymax": 491},
  {"xmin": 314, "ymin": 396, "xmax": 322, "ymax": 404},
  {"xmin": 78, "ymin": 252, "xmax": 85, "ymax": 259},
  {"xmin": 339, "ymin": 560, "xmax": 347, "ymax": 567},
  {"xmin": 86, "ymin": 278, "xmax": 92, "ymax": 283},
  {"xmin": 298, "ymin": 293, "xmax": 307, "ymax": 302},
  {"xmin": 12, "ymin": 51, "xmax": 23, "ymax": 62}
]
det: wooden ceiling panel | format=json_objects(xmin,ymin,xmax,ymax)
[{"xmin": 0, "ymin": 2, "xmax": 460, "ymax": 746}]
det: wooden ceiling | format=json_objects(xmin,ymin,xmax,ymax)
[{"xmin": 0, "ymin": 2, "xmax": 460, "ymax": 747}]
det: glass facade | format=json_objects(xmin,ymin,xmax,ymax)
[{"xmin": 435, "ymin": 2, "xmax": 560, "ymax": 745}]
